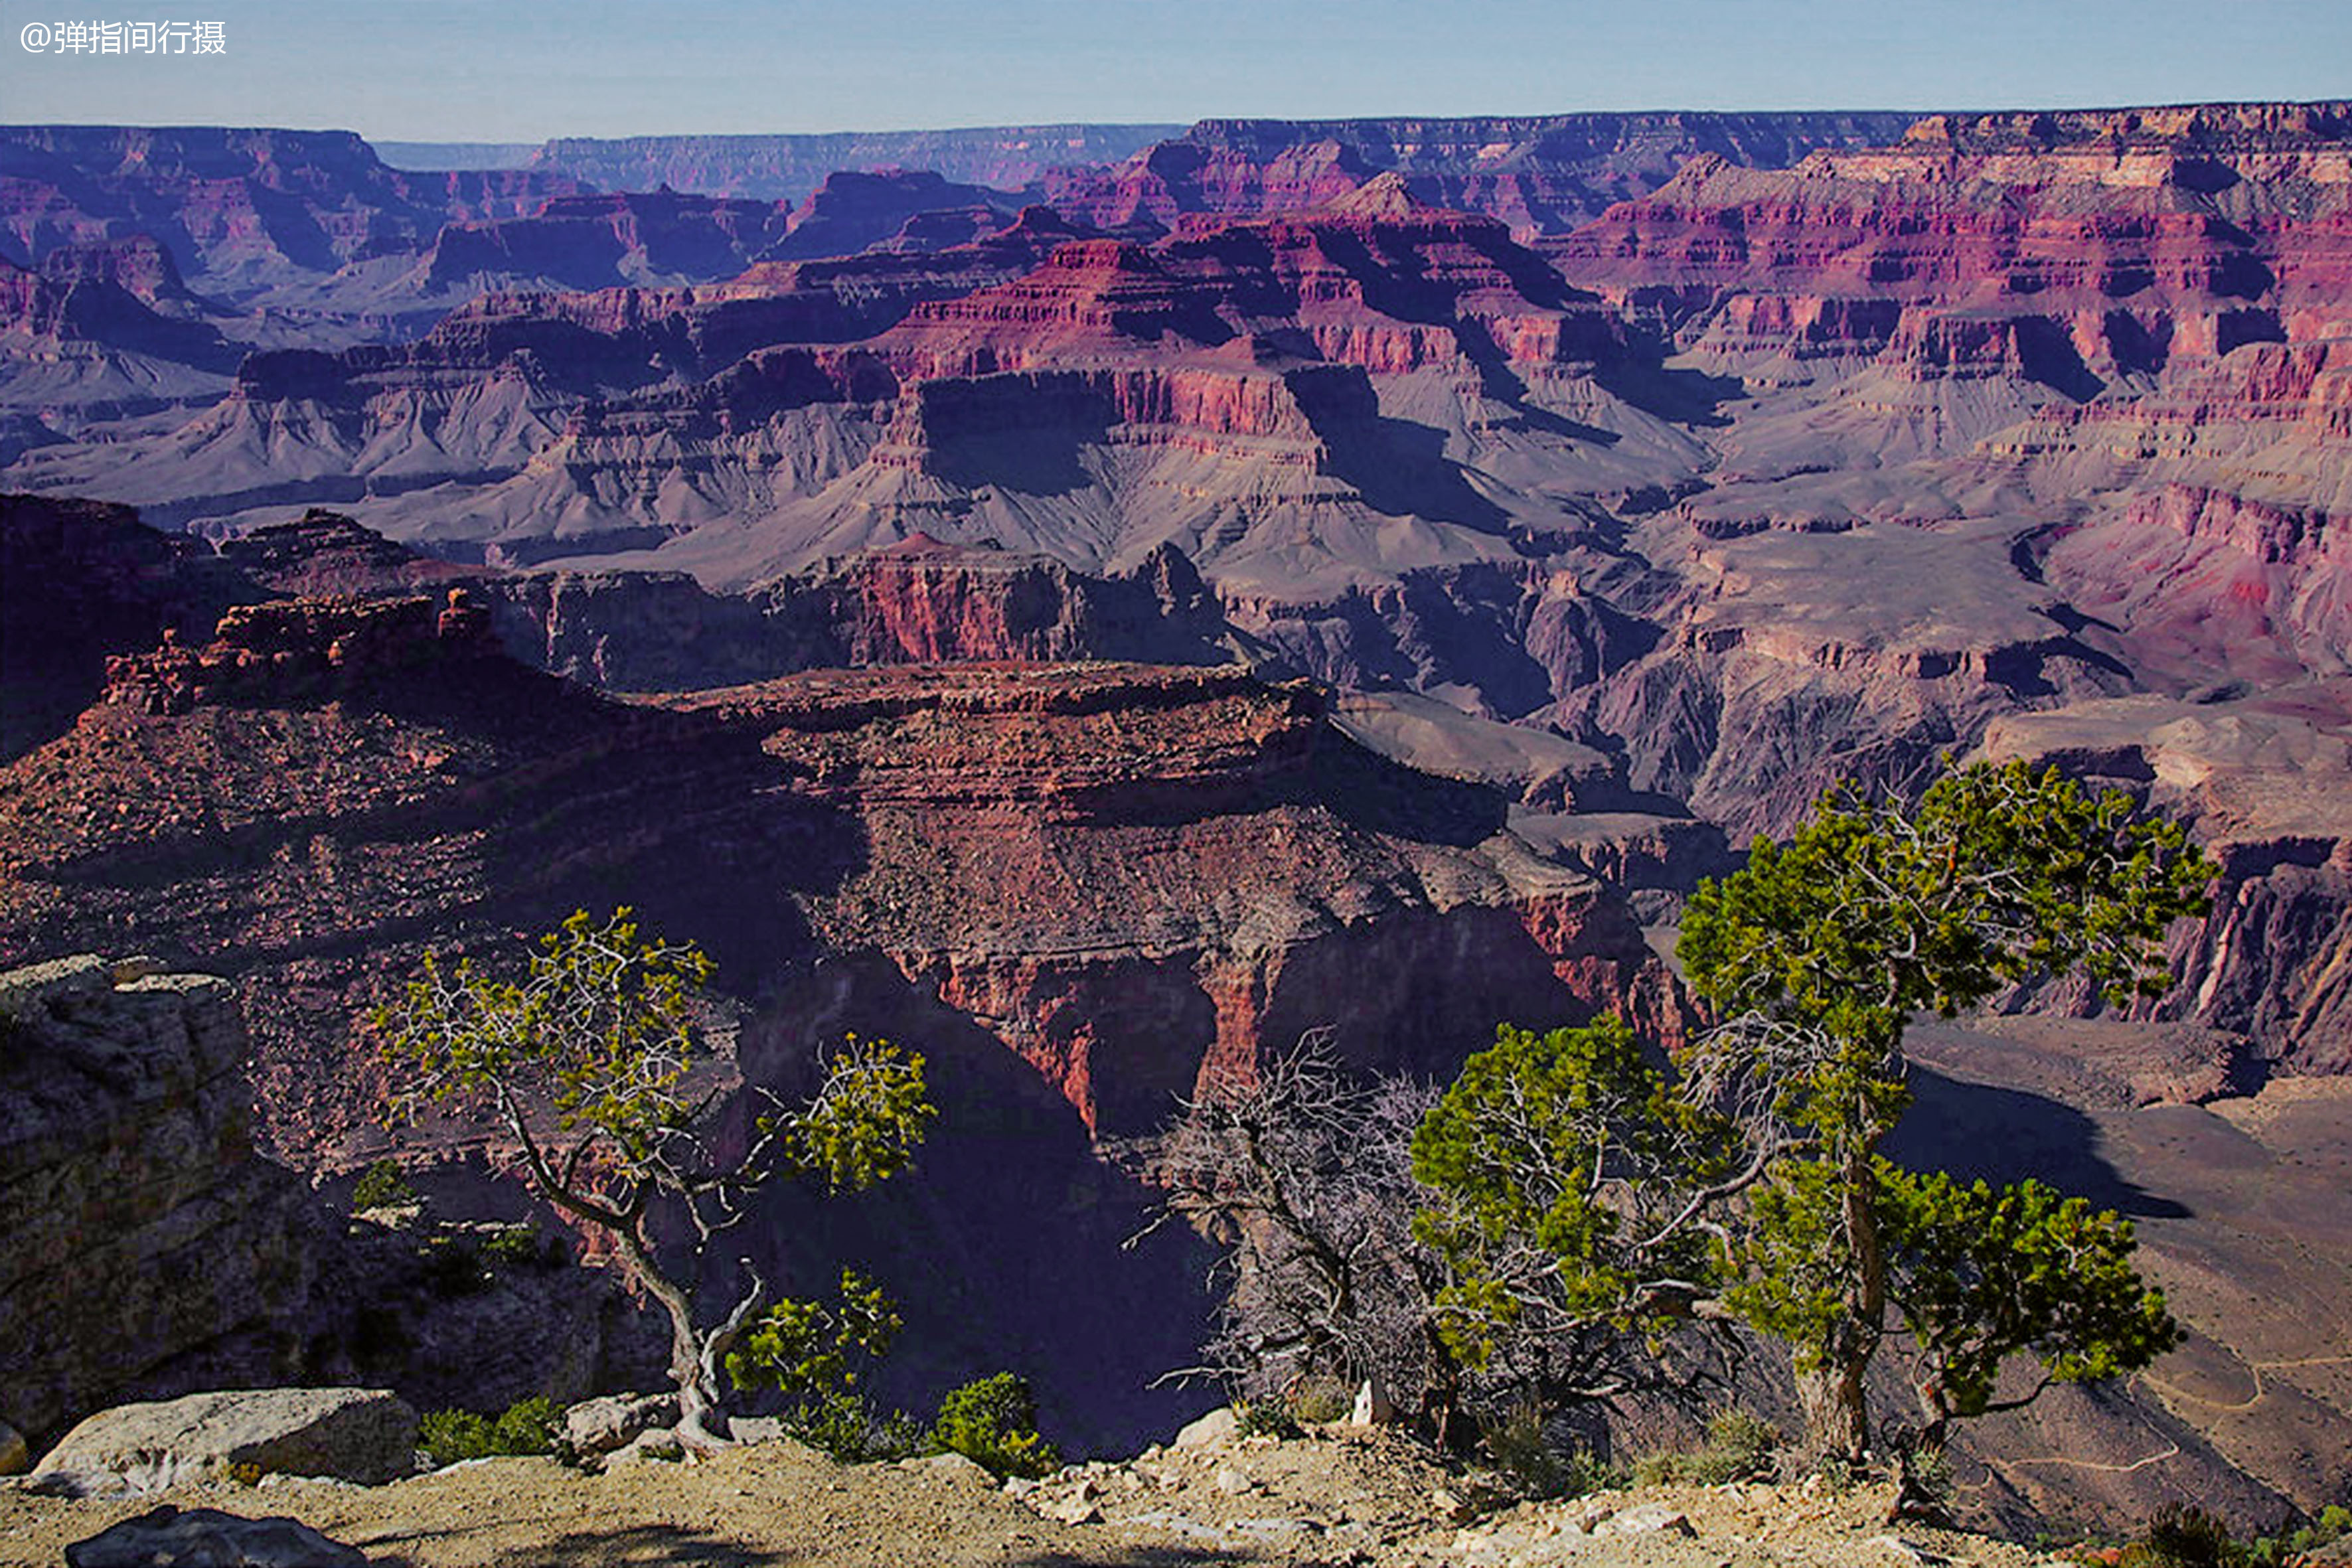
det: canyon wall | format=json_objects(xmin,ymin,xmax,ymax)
[{"xmin": 0, "ymin": 955, "xmax": 328, "ymax": 1447}]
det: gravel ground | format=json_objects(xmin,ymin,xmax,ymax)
[{"xmin": 0, "ymin": 1429, "xmax": 2075, "ymax": 1567}]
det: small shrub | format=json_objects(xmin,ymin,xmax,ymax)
[
  {"xmin": 418, "ymin": 1396, "xmax": 559, "ymax": 1468},
  {"xmin": 1290, "ymin": 1377, "xmax": 1354, "ymax": 1426},
  {"xmin": 1629, "ymin": 1409, "xmax": 1780, "ymax": 1488},
  {"xmin": 1477, "ymin": 1403, "xmax": 1567, "ymax": 1499},
  {"xmin": 2120, "ymin": 1502, "xmax": 2247, "ymax": 1568},
  {"xmin": 351, "ymin": 1158, "xmax": 418, "ymax": 1212},
  {"xmin": 1565, "ymin": 1447, "xmax": 1629, "ymax": 1496},
  {"xmin": 2248, "ymin": 1502, "xmax": 2352, "ymax": 1563},
  {"xmin": 728, "ymin": 1270, "xmax": 925, "ymax": 1462},
  {"xmin": 1234, "ymin": 1399, "xmax": 1301, "ymax": 1441},
  {"xmin": 481, "ymin": 1224, "xmax": 556, "ymax": 1270},
  {"xmin": 789, "ymin": 1390, "xmax": 923, "ymax": 1463},
  {"xmin": 1630, "ymin": 1449, "xmax": 1680, "ymax": 1488},
  {"xmin": 1686, "ymin": 1409, "xmax": 1776, "ymax": 1484},
  {"xmin": 226, "ymin": 1461, "xmax": 264, "ymax": 1488},
  {"xmin": 929, "ymin": 1373, "xmax": 1058, "ymax": 1479}
]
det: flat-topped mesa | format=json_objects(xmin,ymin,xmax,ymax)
[
  {"xmin": 1044, "ymin": 112, "xmax": 1917, "ymax": 238},
  {"xmin": 1896, "ymin": 100, "xmax": 2352, "ymax": 153},
  {"xmin": 686, "ymin": 661, "xmax": 1320, "ymax": 816},
  {"xmin": 416, "ymin": 189, "xmax": 796, "ymax": 295},
  {"xmin": 102, "ymin": 589, "xmax": 497, "ymax": 715},
  {"xmin": 755, "ymin": 534, "xmax": 1229, "ymax": 668}
]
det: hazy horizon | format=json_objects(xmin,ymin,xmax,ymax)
[{"xmin": 1, "ymin": 0, "xmax": 2346, "ymax": 145}]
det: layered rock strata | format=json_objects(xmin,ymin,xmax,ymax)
[{"xmin": 0, "ymin": 956, "xmax": 327, "ymax": 1447}]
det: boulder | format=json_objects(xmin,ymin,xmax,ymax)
[
  {"xmin": 66, "ymin": 1504, "xmax": 367, "ymax": 1567},
  {"xmin": 561, "ymin": 1392, "xmax": 676, "ymax": 1458},
  {"xmin": 1172, "ymin": 1406, "xmax": 1237, "ymax": 1450},
  {"xmin": 33, "ymin": 1388, "xmax": 418, "ymax": 1492},
  {"xmin": 724, "ymin": 1415, "xmax": 789, "ymax": 1445}
]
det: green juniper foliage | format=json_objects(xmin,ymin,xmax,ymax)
[
  {"xmin": 351, "ymin": 1158, "xmax": 418, "ymax": 1212},
  {"xmin": 728, "ymin": 1269, "xmax": 921, "ymax": 1462},
  {"xmin": 1676, "ymin": 761, "xmax": 2211, "ymax": 1459},
  {"xmin": 1393, "ymin": 763, "xmax": 2206, "ymax": 1464},
  {"xmin": 418, "ymin": 1397, "xmax": 559, "ymax": 1468},
  {"xmin": 1408, "ymin": 1016, "xmax": 1738, "ymax": 1399},
  {"xmin": 929, "ymin": 1373, "xmax": 1059, "ymax": 1478}
]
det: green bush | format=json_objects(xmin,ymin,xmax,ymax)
[
  {"xmin": 481, "ymin": 1224, "xmax": 556, "ymax": 1269},
  {"xmin": 789, "ymin": 1390, "xmax": 923, "ymax": 1463},
  {"xmin": 1478, "ymin": 1403, "xmax": 1558, "ymax": 1498},
  {"xmin": 418, "ymin": 1396, "xmax": 558, "ymax": 1468},
  {"xmin": 728, "ymin": 1271, "xmax": 925, "ymax": 1462},
  {"xmin": 2121, "ymin": 1502, "xmax": 2247, "ymax": 1568},
  {"xmin": 2246, "ymin": 1502, "xmax": 2352, "ymax": 1563},
  {"xmin": 1628, "ymin": 1409, "xmax": 1778, "ymax": 1487},
  {"xmin": 1233, "ymin": 1399, "xmax": 1302, "ymax": 1441},
  {"xmin": 929, "ymin": 1373, "xmax": 1058, "ymax": 1479},
  {"xmin": 1290, "ymin": 1377, "xmax": 1354, "ymax": 1426},
  {"xmin": 351, "ymin": 1158, "xmax": 418, "ymax": 1212}
]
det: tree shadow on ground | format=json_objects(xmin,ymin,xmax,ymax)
[
  {"xmin": 1888, "ymin": 1065, "xmax": 2191, "ymax": 1218},
  {"xmin": 354, "ymin": 1522, "xmax": 796, "ymax": 1566},
  {"xmin": 1009, "ymin": 1549, "xmax": 1263, "ymax": 1567}
]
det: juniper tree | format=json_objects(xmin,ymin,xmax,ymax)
[
  {"xmin": 1678, "ymin": 760, "xmax": 2209, "ymax": 1460},
  {"xmin": 1407, "ymin": 1017, "xmax": 1750, "ymax": 1407},
  {"xmin": 1397, "ymin": 762, "xmax": 2205, "ymax": 1468},
  {"xmin": 375, "ymin": 907, "xmax": 934, "ymax": 1448}
]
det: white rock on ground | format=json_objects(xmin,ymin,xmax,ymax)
[
  {"xmin": 898, "ymin": 1450, "xmax": 996, "ymax": 1486},
  {"xmin": 1172, "ymin": 1407, "xmax": 1238, "ymax": 1449},
  {"xmin": 31, "ymin": 1388, "xmax": 418, "ymax": 1494},
  {"xmin": 562, "ymin": 1393, "xmax": 677, "ymax": 1458}
]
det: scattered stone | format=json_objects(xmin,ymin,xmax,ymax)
[
  {"xmin": 1034, "ymin": 1492, "xmax": 1102, "ymax": 1526},
  {"xmin": 65, "ymin": 1504, "xmax": 368, "ymax": 1567},
  {"xmin": 724, "ymin": 1415, "xmax": 788, "ymax": 1446},
  {"xmin": 562, "ymin": 1393, "xmax": 676, "ymax": 1458},
  {"xmin": 1349, "ymin": 1376, "xmax": 1398, "ymax": 1427},
  {"xmin": 33, "ymin": 1389, "xmax": 418, "ymax": 1493},
  {"xmin": 899, "ymin": 1450, "xmax": 994, "ymax": 1486},
  {"xmin": 1599, "ymin": 1500, "xmax": 1697, "ymax": 1537},
  {"xmin": 602, "ymin": 1427, "xmax": 684, "ymax": 1466},
  {"xmin": 1172, "ymin": 1407, "xmax": 1238, "ymax": 1450},
  {"xmin": 1212, "ymin": 1462, "xmax": 1254, "ymax": 1496}
]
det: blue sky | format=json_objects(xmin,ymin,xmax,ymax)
[{"xmin": 1, "ymin": 0, "xmax": 2346, "ymax": 143}]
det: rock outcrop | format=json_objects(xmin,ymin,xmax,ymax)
[
  {"xmin": 31, "ymin": 1387, "xmax": 418, "ymax": 1494},
  {"xmin": 1043, "ymin": 112, "xmax": 1918, "ymax": 238},
  {"xmin": 0, "ymin": 956, "xmax": 328, "ymax": 1447},
  {"xmin": 0, "ymin": 125, "xmax": 580, "ymax": 301},
  {"xmin": 525, "ymin": 124, "xmax": 1178, "ymax": 204},
  {"xmin": 1978, "ymin": 684, "xmax": 2352, "ymax": 1073},
  {"xmin": 64, "ymin": 1505, "xmax": 368, "ymax": 1568}
]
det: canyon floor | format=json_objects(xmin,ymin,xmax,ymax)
[{"xmin": 0, "ymin": 1430, "xmax": 2073, "ymax": 1568}]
